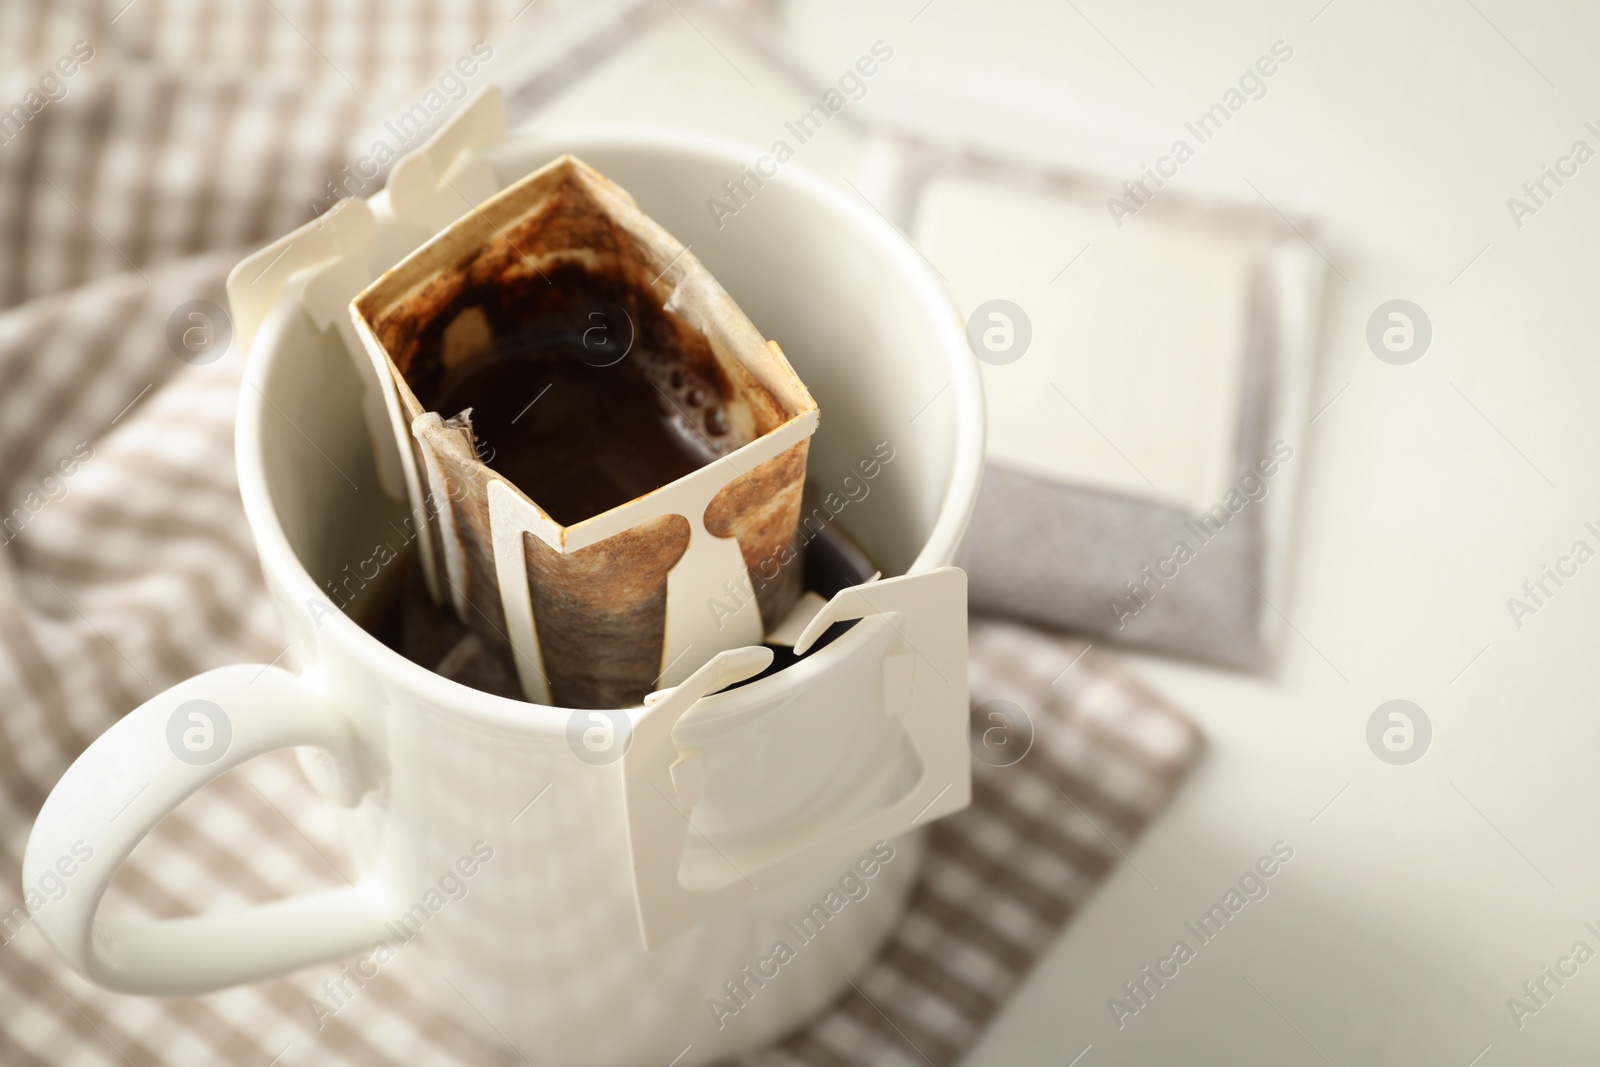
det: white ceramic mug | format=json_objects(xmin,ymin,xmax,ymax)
[{"xmin": 23, "ymin": 119, "xmax": 984, "ymax": 1066}]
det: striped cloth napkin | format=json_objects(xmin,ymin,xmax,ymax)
[{"xmin": 0, "ymin": 2, "xmax": 1201, "ymax": 1063}]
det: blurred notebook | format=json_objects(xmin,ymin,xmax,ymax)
[{"xmin": 847, "ymin": 125, "xmax": 1324, "ymax": 668}]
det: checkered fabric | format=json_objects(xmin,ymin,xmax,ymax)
[{"xmin": 0, "ymin": 2, "xmax": 1202, "ymax": 1063}]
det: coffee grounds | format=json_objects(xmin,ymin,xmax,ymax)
[{"xmin": 401, "ymin": 253, "xmax": 750, "ymax": 527}]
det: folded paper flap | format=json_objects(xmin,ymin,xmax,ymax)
[
  {"xmin": 622, "ymin": 570, "xmax": 972, "ymax": 949},
  {"xmin": 385, "ymin": 86, "xmax": 505, "ymax": 234},
  {"xmin": 230, "ymin": 195, "xmax": 377, "ymax": 356}
]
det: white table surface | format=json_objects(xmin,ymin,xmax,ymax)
[
  {"xmin": 535, "ymin": 2, "xmax": 1600, "ymax": 1062},
  {"xmin": 796, "ymin": 3, "xmax": 1600, "ymax": 1064}
]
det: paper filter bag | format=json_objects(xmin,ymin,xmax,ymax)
[{"xmin": 350, "ymin": 155, "xmax": 818, "ymax": 709}]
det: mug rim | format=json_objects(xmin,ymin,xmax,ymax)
[{"xmin": 234, "ymin": 123, "xmax": 984, "ymax": 733}]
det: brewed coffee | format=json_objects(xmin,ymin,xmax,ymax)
[{"xmin": 419, "ymin": 258, "xmax": 742, "ymax": 528}]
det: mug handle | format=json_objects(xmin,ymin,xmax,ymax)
[{"xmin": 23, "ymin": 664, "xmax": 393, "ymax": 995}]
